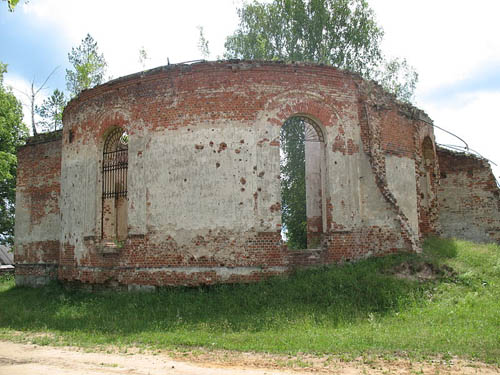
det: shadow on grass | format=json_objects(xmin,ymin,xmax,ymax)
[{"xmin": 0, "ymin": 249, "xmax": 449, "ymax": 339}]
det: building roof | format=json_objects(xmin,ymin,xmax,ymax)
[{"xmin": 0, "ymin": 245, "xmax": 13, "ymax": 265}]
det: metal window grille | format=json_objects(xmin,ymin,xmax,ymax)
[
  {"xmin": 293, "ymin": 116, "xmax": 325, "ymax": 143},
  {"xmin": 101, "ymin": 128, "xmax": 128, "ymax": 239},
  {"xmin": 102, "ymin": 128, "xmax": 128, "ymax": 200}
]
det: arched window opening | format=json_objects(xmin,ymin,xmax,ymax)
[
  {"xmin": 280, "ymin": 116, "xmax": 324, "ymax": 250},
  {"xmin": 102, "ymin": 128, "xmax": 128, "ymax": 241}
]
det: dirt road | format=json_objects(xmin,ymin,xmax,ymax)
[{"xmin": 0, "ymin": 340, "xmax": 498, "ymax": 375}]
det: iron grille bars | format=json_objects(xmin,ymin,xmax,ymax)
[{"xmin": 101, "ymin": 128, "xmax": 128, "ymax": 238}]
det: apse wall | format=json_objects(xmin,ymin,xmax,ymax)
[{"xmin": 16, "ymin": 61, "xmax": 436, "ymax": 288}]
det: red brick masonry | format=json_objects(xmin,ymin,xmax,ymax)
[{"xmin": 16, "ymin": 61, "xmax": 495, "ymax": 289}]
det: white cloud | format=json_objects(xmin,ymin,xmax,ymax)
[
  {"xmin": 371, "ymin": 0, "xmax": 500, "ymax": 93},
  {"xmin": 421, "ymin": 91, "xmax": 500, "ymax": 179},
  {"xmin": 20, "ymin": 0, "xmax": 241, "ymax": 80},
  {"xmin": 6, "ymin": 0, "xmax": 243, "ymax": 133}
]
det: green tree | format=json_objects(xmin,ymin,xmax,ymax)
[
  {"xmin": 2, "ymin": 0, "xmax": 19, "ymax": 12},
  {"xmin": 197, "ymin": 26, "xmax": 211, "ymax": 59},
  {"xmin": 374, "ymin": 57, "xmax": 418, "ymax": 103},
  {"xmin": 138, "ymin": 46, "xmax": 149, "ymax": 69},
  {"xmin": 36, "ymin": 89, "xmax": 66, "ymax": 132},
  {"xmin": 225, "ymin": 0, "xmax": 383, "ymax": 78},
  {"xmin": 13, "ymin": 67, "xmax": 59, "ymax": 135},
  {"xmin": 66, "ymin": 34, "xmax": 107, "ymax": 97},
  {"xmin": 224, "ymin": 0, "xmax": 417, "ymax": 101},
  {"xmin": 0, "ymin": 62, "xmax": 28, "ymax": 244},
  {"xmin": 280, "ymin": 117, "xmax": 307, "ymax": 249}
]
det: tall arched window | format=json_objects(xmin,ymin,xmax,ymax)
[
  {"xmin": 101, "ymin": 128, "xmax": 128, "ymax": 241},
  {"xmin": 280, "ymin": 116, "xmax": 325, "ymax": 249},
  {"xmin": 419, "ymin": 136, "xmax": 436, "ymax": 235},
  {"xmin": 420, "ymin": 137, "xmax": 435, "ymax": 209}
]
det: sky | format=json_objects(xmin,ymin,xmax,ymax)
[{"xmin": 1, "ymin": 0, "xmax": 500, "ymax": 179}]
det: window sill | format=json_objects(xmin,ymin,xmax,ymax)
[{"xmin": 98, "ymin": 241, "xmax": 122, "ymax": 254}]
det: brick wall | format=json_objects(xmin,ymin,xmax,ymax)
[
  {"xmin": 16, "ymin": 61, "xmax": 439, "ymax": 289},
  {"xmin": 437, "ymin": 147, "xmax": 500, "ymax": 243},
  {"xmin": 14, "ymin": 131, "xmax": 62, "ymax": 286}
]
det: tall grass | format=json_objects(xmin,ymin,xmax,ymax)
[{"xmin": 0, "ymin": 237, "xmax": 499, "ymax": 363}]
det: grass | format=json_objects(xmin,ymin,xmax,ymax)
[{"xmin": 0, "ymin": 237, "xmax": 499, "ymax": 364}]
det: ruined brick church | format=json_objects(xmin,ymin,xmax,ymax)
[{"xmin": 14, "ymin": 61, "xmax": 500, "ymax": 289}]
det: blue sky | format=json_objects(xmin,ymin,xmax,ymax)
[
  {"xmin": 1, "ymin": 0, "xmax": 500, "ymax": 178},
  {"xmin": 424, "ymin": 62, "xmax": 500, "ymax": 105},
  {"xmin": 0, "ymin": 5, "xmax": 69, "ymax": 89}
]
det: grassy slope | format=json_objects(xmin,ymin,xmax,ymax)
[{"xmin": 0, "ymin": 237, "xmax": 499, "ymax": 363}]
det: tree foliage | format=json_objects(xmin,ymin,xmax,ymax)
[
  {"xmin": 280, "ymin": 117, "xmax": 307, "ymax": 249},
  {"xmin": 20, "ymin": 67, "xmax": 59, "ymax": 135},
  {"xmin": 197, "ymin": 26, "xmax": 211, "ymax": 59},
  {"xmin": 138, "ymin": 46, "xmax": 149, "ymax": 69},
  {"xmin": 36, "ymin": 88, "xmax": 66, "ymax": 132},
  {"xmin": 66, "ymin": 34, "xmax": 107, "ymax": 97},
  {"xmin": 225, "ymin": 0, "xmax": 383, "ymax": 77},
  {"xmin": 2, "ymin": 0, "xmax": 19, "ymax": 12},
  {"xmin": 373, "ymin": 57, "xmax": 418, "ymax": 103},
  {"xmin": 224, "ymin": 0, "xmax": 417, "ymax": 101},
  {"xmin": 0, "ymin": 62, "xmax": 28, "ymax": 244}
]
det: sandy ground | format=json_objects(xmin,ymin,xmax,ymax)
[{"xmin": 0, "ymin": 340, "xmax": 498, "ymax": 375}]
